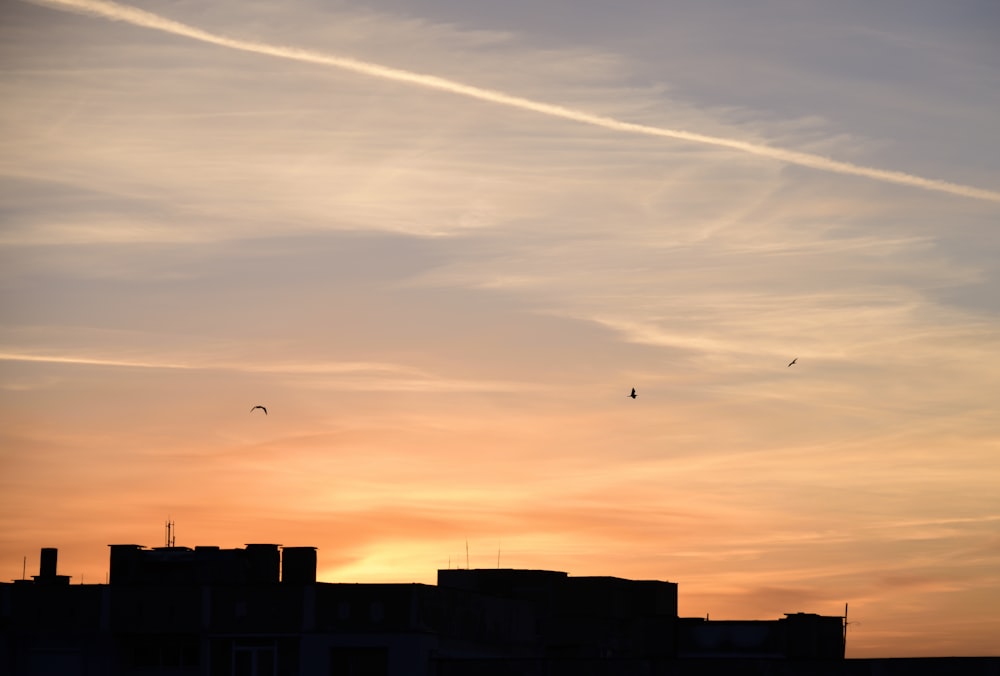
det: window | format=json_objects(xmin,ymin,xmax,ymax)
[
  {"xmin": 127, "ymin": 634, "xmax": 200, "ymax": 668},
  {"xmin": 233, "ymin": 646, "xmax": 274, "ymax": 676},
  {"xmin": 233, "ymin": 640, "xmax": 276, "ymax": 676},
  {"xmin": 211, "ymin": 637, "xmax": 298, "ymax": 676},
  {"xmin": 329, "ymin": 647, "xmax": 388, "ymax": 676}
]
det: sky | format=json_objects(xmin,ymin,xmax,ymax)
[{"xmin": 1, "ymin": 0, "xmax": 999, "ymax": 658}]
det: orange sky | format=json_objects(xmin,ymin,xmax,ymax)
[{"xmin": 2, "ymin": 0, "xmax": 999, "ymax": 658}]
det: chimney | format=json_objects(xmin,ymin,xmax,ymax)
[
  {"xmin": 33, "ymin": 547, "xmax": 71, "ymax": 585},
  {"xmin": 281, "ymin": 547, "xmax": 317, "ymax": 583},
  {"xmin": 245, "ymin": 544, "xmax": 281, "ymax": 584},
  {"xmin": 40, "ymin": 548, "xmax": 58, "ymax": 578},
  {"xmin": 108, "ymin": 544, "xmax": 144, "ymax": 585}
]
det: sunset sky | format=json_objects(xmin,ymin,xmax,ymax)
[{"xmin": 2, "ymin": 0, "xmax": 999, "ymax": 658}]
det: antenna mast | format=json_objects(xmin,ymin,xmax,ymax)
[
  {"xmin": 165, "ymin": 519, "xmax": 176, "ymax": 547},
  {"xmin": 843, "ymin": 602, "xmax": 848, "ymax": 656}
]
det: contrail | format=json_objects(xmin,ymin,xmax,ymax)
[
  {"xmin": 0, "ymin": 352, "xmax": 192, "ymax": 369},
  {"xmin": 26, "ymin": 0, "xmax": 1000, "ymax": 204}
]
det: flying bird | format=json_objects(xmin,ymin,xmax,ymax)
[
  {"xmin": 787, "ymin": 358, "xmax": 797, "ymax": 367},
  {"xmin": 250, "ymin": 405, "xmax": 268, "ymax": 415},
  {"xmin": 629, "ymin": 388, "xmax": 637, "ymax": 399}
]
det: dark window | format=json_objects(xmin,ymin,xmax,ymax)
[
  {"xmin": 126, "ymin": 634, "xmax": 200, "ymax": 667},
  {"xmin": 330, "ymin": 647, "xmax": 388, "ymax": 676},
  {"xmin": 234, "ymin": 644, "xmax": 276, "ymax": 676},
  {"xmin": 211, "ymin": 637, "xmax": 298, "ymax": 676}
]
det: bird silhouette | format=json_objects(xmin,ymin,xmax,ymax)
[
  {"xmin": 787, "ymin": 358, "xmax": 797, "ymax": 367},
  {"xmin": 628, "ymin": 388, "xmax": 637, "ymax": 399},
  {"xmin": 250, "ymin": 405, "xmax": 268, "ymax": 415}
]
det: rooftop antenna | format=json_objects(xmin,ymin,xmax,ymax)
[
  {"xmin": 165, "ymin": 519, "xmax": 176, "ymax": 547},
  {"xmin": 22, "ymin": 556, "xmax": 26, "ymax": 580},
  {"xmin": 843, "ymin": 603, "xmax": 849, "ymax": 656}
]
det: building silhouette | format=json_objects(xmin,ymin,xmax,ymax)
[{"xmin": 2, "ymin": 544, "xmax": 997, "ymax": 675}]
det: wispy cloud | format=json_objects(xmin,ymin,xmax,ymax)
[
  {"xmin": 24, "ymin": 0, "xmax": 1000, "ymax": 203},
  {"xmin": 0, "ymin": 350, "xmax": 539, "ymax": 394}
]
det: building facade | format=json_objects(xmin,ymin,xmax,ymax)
[{"xmin": 2, "ymin": 544, "xmax": 848, "ymax": 675}]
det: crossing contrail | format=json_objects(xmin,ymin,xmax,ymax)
[{"xmin": 26, "ymin": 0, "xmax": 1000, "ymax": 204}]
